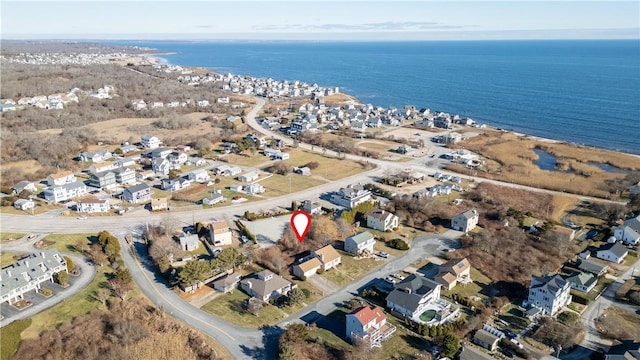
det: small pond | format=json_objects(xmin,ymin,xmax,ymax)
[
  {"xmin": 533, "ymin": 148, "xmax": 558, "ymax": 171},
  {"xmin": 586, "ymin": 162, "xmax": 630, "ymax": 174}
]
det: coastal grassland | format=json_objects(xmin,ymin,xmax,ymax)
[
  {"xmin": 280, "ymin": 148, "xmax": 372, "ymax": 180},
  {"xmin": 0, "ymin": 319, "xmax": 32, "ymax": 360},
  {"xmin": 0, "ymin": 232, "xmax": 25, "ymax": 242},
  {"xmin": 257, "ymin": 174, "xmax": 327, "ymax": 197},
  {"xmin": 449, "ymin": 130, "xmax": 640, "ymax": 199},
  {"xmin": 595, "ymin": 306, "xmax": 640, "ymax": 341}
]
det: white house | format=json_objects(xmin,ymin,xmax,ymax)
[
  {"xmin": 47, "ymin": 172, "xmax": 77, "ymax": 186},
  {"xmin": 346, "ymin": 306, "xmax": 396, "ymax": 348},
  {"xmin": 345, "ymin": 231, "xmax": 375, "ymax": 255},
  {"xmin": 292, "ymin": 256, "xmax": 323, "ymax": 279},
  {"xmin": 238, "ymin": 171, "xmax": 260, "ymax": 182},
  {"xmin": 527, "ymin": 274, "xmax": 572, "ymax": 316},
  {"xmin": 13, "ymin": 199, "xmax": 35, "ymax": 211},
  {"xmin": 209, "ymin": 220, "xmax": 233, "ymax": 246},
  {"xmin": 79, "ymin": 149, "xmax": 112, "ymax": 163},
  {"xmin": 245, "ymin": 183, "xmax": 265, "ymax": 195},
  {"xmin": 202, "ymin": 192, "xmax": 226, "ymax": 205},
  {"xmin": 112, "ymin": 167, "xmax": 137, "ymax": 185},
  {"xmin": 385, "ymin": 275, "xmax": 442, "ymax": 319},
  {"xmin": 141, "ymin": 135, "xmax": 160, "ymax": 149},
  {"xmin": 596, "ymin": 242, "xmax": 628, "ymax": 264},
  {"xmin": 240, "ymin": 270, "xmax": 295, "ymax": 302},
  {"xmin": 366, "ymin": 209, "xmax": 399, "ymax": 232},
  {"xmin": 565, "ymin": 272, "xmax": 597, "ymax": 293},
  {"xmin": 43, "ymin": 181, "xmax": 87, "ymax": 203},
  {"xmin": 161, "ymin": 178, "xmax": 192, "ymax": 192},
  {"xmin": 330, "ymin": 184, "xmax": 372, "ymax": 210},
  {"xmin": 613, "ymin": 215, "xmax": 640, "ymax": 246},
  {"xmin": 122, "ymin": 183, "xmax": 152, "ymax": 203},
  {"xmin": 179, "ymin": 233, "xmax": 200, "ymax": 252},
  {"xmin": 301, "ymin": 200, "xmax": 322, "ymax": 215},
  {"xmin": 11, "ymin": 181, "xmax": 37, "ymax": 195},
  {"xmin": 451, "ymin": 209, "xmax": 479, "ymax": 233},
  {"xmin": 76, "ymin": 196, "xmax": 110, "ymax": 213},
  {"xmin": 188, "ymin": 169, "xmax": 211, "ymax": 183}
]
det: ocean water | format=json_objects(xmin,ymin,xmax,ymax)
[{"xmin": 111, "ymin": 40, "xmax": 640, "ymax": 154}]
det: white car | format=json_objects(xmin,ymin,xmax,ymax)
[
  {"xmin": 384, "ymin": 276, "xmax": 396, "ymax": 284},
  {"xmin": 393, "ymin": 273, "xmax": 405, "ymax": 280},
  {"xmin": 377, "ymin": 252, "xmax": 389, "ymax": 258},
  {"xmin": 77, "ymin": 216, "xmax": 88, "ymax": 220}
]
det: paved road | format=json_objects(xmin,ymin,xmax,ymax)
[
  {"xmin": 0, "ymin": 252, "xmax": 96, "ymax": 328},
  {"xmin": 561, "ymin": 261, "xmax": 640, "ymax": 360}
]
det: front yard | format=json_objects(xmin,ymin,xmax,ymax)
[
  {"xmin": 200, "ymin": 289, "xmax": 287, "ymax": 328},
  {"xmin": 0, "ymin": 232, "xmax": 26, "ymax": 242},
  {"xmin": 441, "ymin": 267, "xmax": 494, "ymax": 301},
  {"xmin": 322, "ymin": 250, "xmax": 384, "ymax": 287}
]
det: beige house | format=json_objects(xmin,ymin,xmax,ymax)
[
  {"xmin": 151, "ymin": 197, "xmax": 169, "ymax": 211},
  {"xmin": 292, "ymin": 245, "xmax": 342, "ymax": 278},
  {"xmin": 313, "ymin": 245, "xmax": 341, "ymax": 271},
  {"xmin": 209, "ymin": 220, "xmax": 232, "ymax": 246},
  {"xmin": 435, "ymin": 258, "xmax": 471, "ymax": 290},
  {"xmin": 292, "ymin": 257, "xmax": 323, "ymax": 278}
]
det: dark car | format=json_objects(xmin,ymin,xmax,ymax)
[
  {"xmin": 503, "ymin": 329, "xmax": 517, "ymax": 339},
  {"xmin": 501, "ymin": 348, "xmax": 516, "ymax": 358}
]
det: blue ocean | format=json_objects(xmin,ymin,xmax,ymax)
[{"xmin": 112, "ymin": 40, "xmax": 640, "ymax": 154}]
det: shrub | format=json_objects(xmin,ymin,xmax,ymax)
[
  {"xmin": 40, "ymin": 288, "xmax": 53, "ymax": 296},
  {"xmin": 299, "ymin": 275, "xmax": 307, "ymax": 281},
  {"xmin": 54, "ymin": 271, "xmax": 69, "ymax": 286},
  {"xmin": 572, "ymin": 294, "xmax": 590, "ymax": 305},
  {"xmin": 388, "ymin": 238, "xmax": 410, "ymax": 250},
  {"xmin": 304, "ymin": 161, "xmax": 319, "ymax": 170},
  {"xmin": 301, "ymin": 288, "xmax": 311, "ymax": 299},
  {"xmin": 63, "ymin": 256, "xmax": 75, "ymax": 273},
  {"xmin": 316, "ymin": 268, "xmax": 325, "ymax": 274}
]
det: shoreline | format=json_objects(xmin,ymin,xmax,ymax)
[{"xmin": 143, "ymin": 49, "xmax": 639, "ymax": 158}]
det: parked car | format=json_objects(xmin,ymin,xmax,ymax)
[
  {"xmin": 384, "ymin": 276, "xmax": 396, "ymax": 284},
  {"xmin": 27, "ymin": 233, "xmax": 37, "ymax": 240},
  {"xmin": 393, "ymin": 273, "xmax": 405, "ymax": 280},
  {"xmin": 240, "ymin": 235, "xmax": 249, "ymax": 244},
  {"xmin": 501, "ymin": 348, "xmax": 516, "ymax": 358},
  {"xmin": 77, "ymin": 215, "xmax": 88, "ymax": 220},
  {"xmin": 377, "ymin": 251, "xmax": 389, "ymax": 258},
  {"xmin": 503, "ymin": 329, "xmax": 517, "ymax": 339}
]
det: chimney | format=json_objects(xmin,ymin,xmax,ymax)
[
  {"xmin": 41, "ymin": 252, "xmax": 45, "ymax": 258},
  {"xmin": 24, "ymin": 260, "xmax": 29, "ymax": 267},
  {"xmin": 404, "ymin": 287, "xmax": 412, "ymax": 294},
  {"xmin": 6, "ymin": 270, "xmax": 11, "ymax": 277}
]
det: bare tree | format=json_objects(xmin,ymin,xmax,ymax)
[{"xmin": 93, "ymin": 288, "xmax": 111, "ymax": 306}]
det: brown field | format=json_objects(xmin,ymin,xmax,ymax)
[
  {"xmin": 322, "ymin": 93, "xmax": 361, "ymax": 106},
  {"xmin": 280, "ymin": 148, "xmax": 371, "ymax": 181},
  {"xmin": 595, "ymin": 306, "xmax": 640, "ymax": 341},
  {"xmin": 449, "ymin": 130, "xmax": 640, "ymax": 198}
]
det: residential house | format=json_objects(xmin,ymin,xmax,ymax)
[
  {"xmin": 346, "ymin": 306, "xmax": 396, "ymax": 348},
  {"xmin": 596, "ymin": 242, "xmax": 628, "ymax": 264},
  {"xmin": 459, "ymin": 346, "xmax": 494, "ymax": 360},
  {"xmin": 188, "ymin": 169, "xmax": 211, "ymax": 183},
  {"xmin": 147, "ymin": 147, "xmax": 173, "ymax": 159},
  {"xmin": 229, "ymin": 184, "xmax": 243, "ymax": 192},
  {"xmin": 292, "ymin": 256, "xmax": 323, "ymax": 278},
  {"xmin": 527, "ymin": 274, "xmax": 572, "ymax": 316},
  {"xmin": 89, "ymin": 163, "xmax": 116, "ymax": 174},
  {"xmin": 208, "ymin": 220, "xmax": 233, "ymax": 246},
  {"xmin": 435, "ymin": 258, "xmax": 471, "ymax": 290},
  {"xmin": 122, "ymin": 183, "xmax": 152, "ymax": 203},
  {"xmin": 76, "ymin": 196, "xmax": 110, "ymax": 213},
  {"xmin": 223, "ymin": 166, "xmax": 242, "ymax": 177},
  {"xmin": 141, "ymin": 135, "xmax": 160, "ymax": 149},
  {"xmin": 202, "ymin": 192, "xmax": 226, "ymax": 205},
  {"xmin": 13, "ymin": 199, "xmax": 35, "ymax": 211},
  {"xmin": 385, "ymin": 275, "xmax": 442, "ymax": 319},
  {"xmin": 151, "ymin": 197, "xmax": 169, "ymax": 211},
  {"xmin": 11, "ymin": 181, "xmax": 37, "ymax": 195},
  {"xmin": 238, "ymin": 171, "xmax": 260, "ymax": 182},
  {"xmin": 120, "ymin": 144, "xmax": 138, "ymax": 154},
  {"xmin": 167, "ymin": 151, "xmax": 188, "ymax": 165},
  {"xmin": 112, "ymin": 167, "xmax": 136, "ymax": 185},
  {"xmin": 345, "ymin": 231, "xmax": 375, "ymax": 255},
  {"xmin": 152, "ymin": 158, "xmax": 171, "ymax": 175},
  {"xmin": 330, "ymin": 184, "xmax": 372, "ymax": 210},
  {"xmin": 240, "ymin": 270, "xmax": 295, "ymax": 302},
  {"xmin": 313, "ymin": 245, "xmax": 341, "ymax": 271},
  {"xmin": 214, "ymin": 164, "xmax": 231, "ymax": 176},
  {"xmin": 565, "ymin": 272, "xmax": 597, "ymax": 293},
  {"xmin": 161, "ymin": 178, "xmax": 192, "ymax": 192},
  {"xmin": 473, "ymin": 329, "xmax": 501, "ymax": 351},
  {"xmin": 605, "ymin": 341, "xmax": 640, "ymax": 360},
  {"xmin": 245, "ymin": 183, "xmax": 265, "ymax": 195},
  {"xmin": 88, "ymin": 171, "xmax": 117, "ymax": 190},
  {"xmin": 47, "ymin": 172, "xmax": 76, "ymax": 186},
  {"xmin": 197, "ymin": 99, "xmax": 210, "ymax": 107},
  {"xmin": 179, "ymin": 233, "xmax": 200, "ymax": 251},
  {"xmin": 301, "ymin": 200, "xmax": 322, "ymax": 215},
  {"xmin": 366, "ymin": 209, "xmax": 399, "ymax": 232},
  {"xmin": 136, "ymin": 170, "xmax": 154, "ymax": 182},
  {"xmin": 185, "ymin": 156, "xmax": 206, "ymax": 167},
  {"xmin": 79, "ymin": 149, "xmax": 112, "ymax": 163},
  {"xmin": 43, "ymin": 181, "xmax": 87, "ymax": 203},
  {"xmin": 213, "ymin": 272, "xmax": 242, "ymax": 293},
  {"xmin": 0, "ymin": 250, "xmax": 68, "ymax": 305},
  {"xmin": 613, "ymin": 215, "xmax": 640, "ymax": 246},
  {"xmin": 451, "ymin": 209, "xmax": 479, "ymax": 233},
  {"xmin": 578, "ymin": 259, "xmax": 609, "ymax": 277},
  {"xmin": 551, "ymin": 225, "xmax": 577, "ymax": 242}
]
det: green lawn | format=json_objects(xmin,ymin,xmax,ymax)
[
  {"xmin": 257, "ymin": 173, "xmax": 326, "ymax": 197},
  {"xmin": 441, "ymin": 267, "xmax": 493, "ymax": 300},
  {"xmin": 220, "ymin": 152, "xmax": 271, "ymax": 167},
  {"xmin": 0, "ymin": 232, "xmax": 25, "ymax": 242},
  {"xmin": 200, "ymin": 289, "xmax": 286, "ymax": 328},
  {"xmin": 0, "ymin": 252, "xmax": 20, "ymax": 268},
  {"xmin": 624, "ymin": 250, "xmax": 638, "ymax": 267},
  {"xmin": 281, "ymin": 148, "xmax": 370, "ymax": 181},
  {"xmin": 0, "ymin": 319, "xmax": 32, "ymax": 360},
  {"xmin": 322, "ymin": 251, "xmax": 383, "ymax": 286},
  {"xmin": 573, "ymin": 276, "xmax": 615, "ymax": 302},
  {"xmin": 497, "ymin": 304, "xmax": 531, "ymax": 334},
  {"xmin": 40, "ymin": 233, "xmax": 95, "ymax": 254}
]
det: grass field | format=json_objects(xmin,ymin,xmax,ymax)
[
  {"xmin": 0, "ymin": 319, "xmax": 32, "ymax": 360},
  {"xmin": 623, "ymin": 250, "xmax": 638, "ymax": 267},
  {"xmin": 0, "ymin": 252, "xmax": 20, "ymax": 268},
  {"xmin": 40, "ymin": 233, "xmax": 95, "ymax": 254},
  {"xmin": 200, "ymin": 290, "xmax": 286, "ymax": 328},
  {"xmin": 281, "ymin": 148, "xmax": 370, "ymax": 181},
  {"xmin": 258, "ymin": 173, "xmax": 327, "ymax": 198},
  {"xmin": 0, "ymin": 232, "xmax": 26, "ymax": 242},
  {"xmin": 595, "ymin": 306, "xmax": 640, "ymax": 341}
]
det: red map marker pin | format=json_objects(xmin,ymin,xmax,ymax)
[{"xmin": 290, "ymin": 210, "xmax": 311, "ymax": 243}]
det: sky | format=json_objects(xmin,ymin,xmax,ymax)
[{"xmin": 2, "ymin": 1, "xmax": 639, "ymax": 41}]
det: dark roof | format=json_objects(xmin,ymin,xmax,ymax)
[
  {"xmin": 598, "ymin": 242, "xmax": 628, "ymax": 258},
  {"xmin": 579, "ymin": 259, "xmax": 609, "ymax": 275},
  {"xmin": 385, "ymin": 274, "xmax": 440, "ymax": 313},
  {"xmin": 530, "ymin": 274, "xmax": 569, "ymax": 295},
  {"xmin": 125, "ymin": 183, "xmax": 150, "ymax": 193}
]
